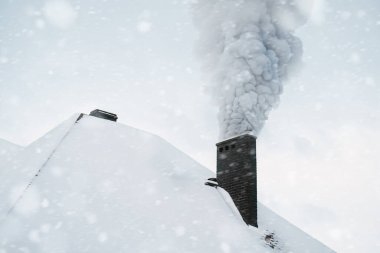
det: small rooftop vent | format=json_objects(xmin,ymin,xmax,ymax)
[{"xmin": 89, "ymin": 109, "xmax": 118, "ymax": 122}]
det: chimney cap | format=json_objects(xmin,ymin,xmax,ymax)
[{"xmin": 216, "ymin": 133, "xmax": 256, "ymax": 146}]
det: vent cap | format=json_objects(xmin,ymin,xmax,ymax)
[{"xmin": 89, "ymin": 109, "xmax": 118, "ymax": 122}]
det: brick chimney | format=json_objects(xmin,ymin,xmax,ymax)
[{"xmin": 216, "ymin": 134, "xmax": 257, "ymax": 227}]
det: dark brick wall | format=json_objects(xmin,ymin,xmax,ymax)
[{"xmin": 216, "ymin": 134, "xmax": 257, "ymax": 227}]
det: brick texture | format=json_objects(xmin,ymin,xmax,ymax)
[{"xmin": 216, "ymin": 134, "xmax": 257, "ymax": 227}]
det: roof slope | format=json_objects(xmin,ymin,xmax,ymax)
[
  {"xmin": 0, "ymin": 138, "xmax": 23, "ymax": 165},
  {"xmin": 0, "ymin": 115, "xmax": 79, "ymax": 219},
  {"xmin": 0, "ymin": 115, "xmax": 334, "ymax": 252}
]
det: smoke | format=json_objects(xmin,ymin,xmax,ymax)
[{"xmin": 193, "ymin": 0, "xmax": 309, "ymax": 140}]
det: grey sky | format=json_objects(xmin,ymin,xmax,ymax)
[{"xmin": 0, "ymin": 0, "xmax": 379, "ymax": 252}]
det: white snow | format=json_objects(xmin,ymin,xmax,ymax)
[
  {"xmin": 0, "ymin": 115, "xmax": 334, "ymax": 252},
  {"xmin": 137, "ymin": 21, "xmax": 153, "ymax": 33},
  {"xmin": 42, "ymin": 0, "xmax": 78, "ymax": 29},
  {"xmin": 0, "ymin": 139, "xmax": 22, "ymax": 165},
  {"xmin": 0, "ymin": 115, "xmax": 78, "ymax": 220},
  {"xmin": 258, "ymin": 203, "xmax": 334, "ymax": 252}
]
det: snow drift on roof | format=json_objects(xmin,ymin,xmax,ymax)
[{"xmin": 0, "ymin": 115, "xmax": 334, "ymax": 252}]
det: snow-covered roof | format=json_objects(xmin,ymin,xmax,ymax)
[
  {"xmin": 0, "ymin": 138, "xmax": 22, "ymax": 165},
  {"xmin": 0, "ymin": 114, "xmax": 335, "ymax": 252}
]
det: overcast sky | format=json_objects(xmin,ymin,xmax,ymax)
[{"xmin": 0, "ymin": 0, "xmax": 379, "ymax": 252}]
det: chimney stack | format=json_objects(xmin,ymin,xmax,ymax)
[{"xmin": 216, "ymin": 134, "xmax": 257, "ymax": 227}]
